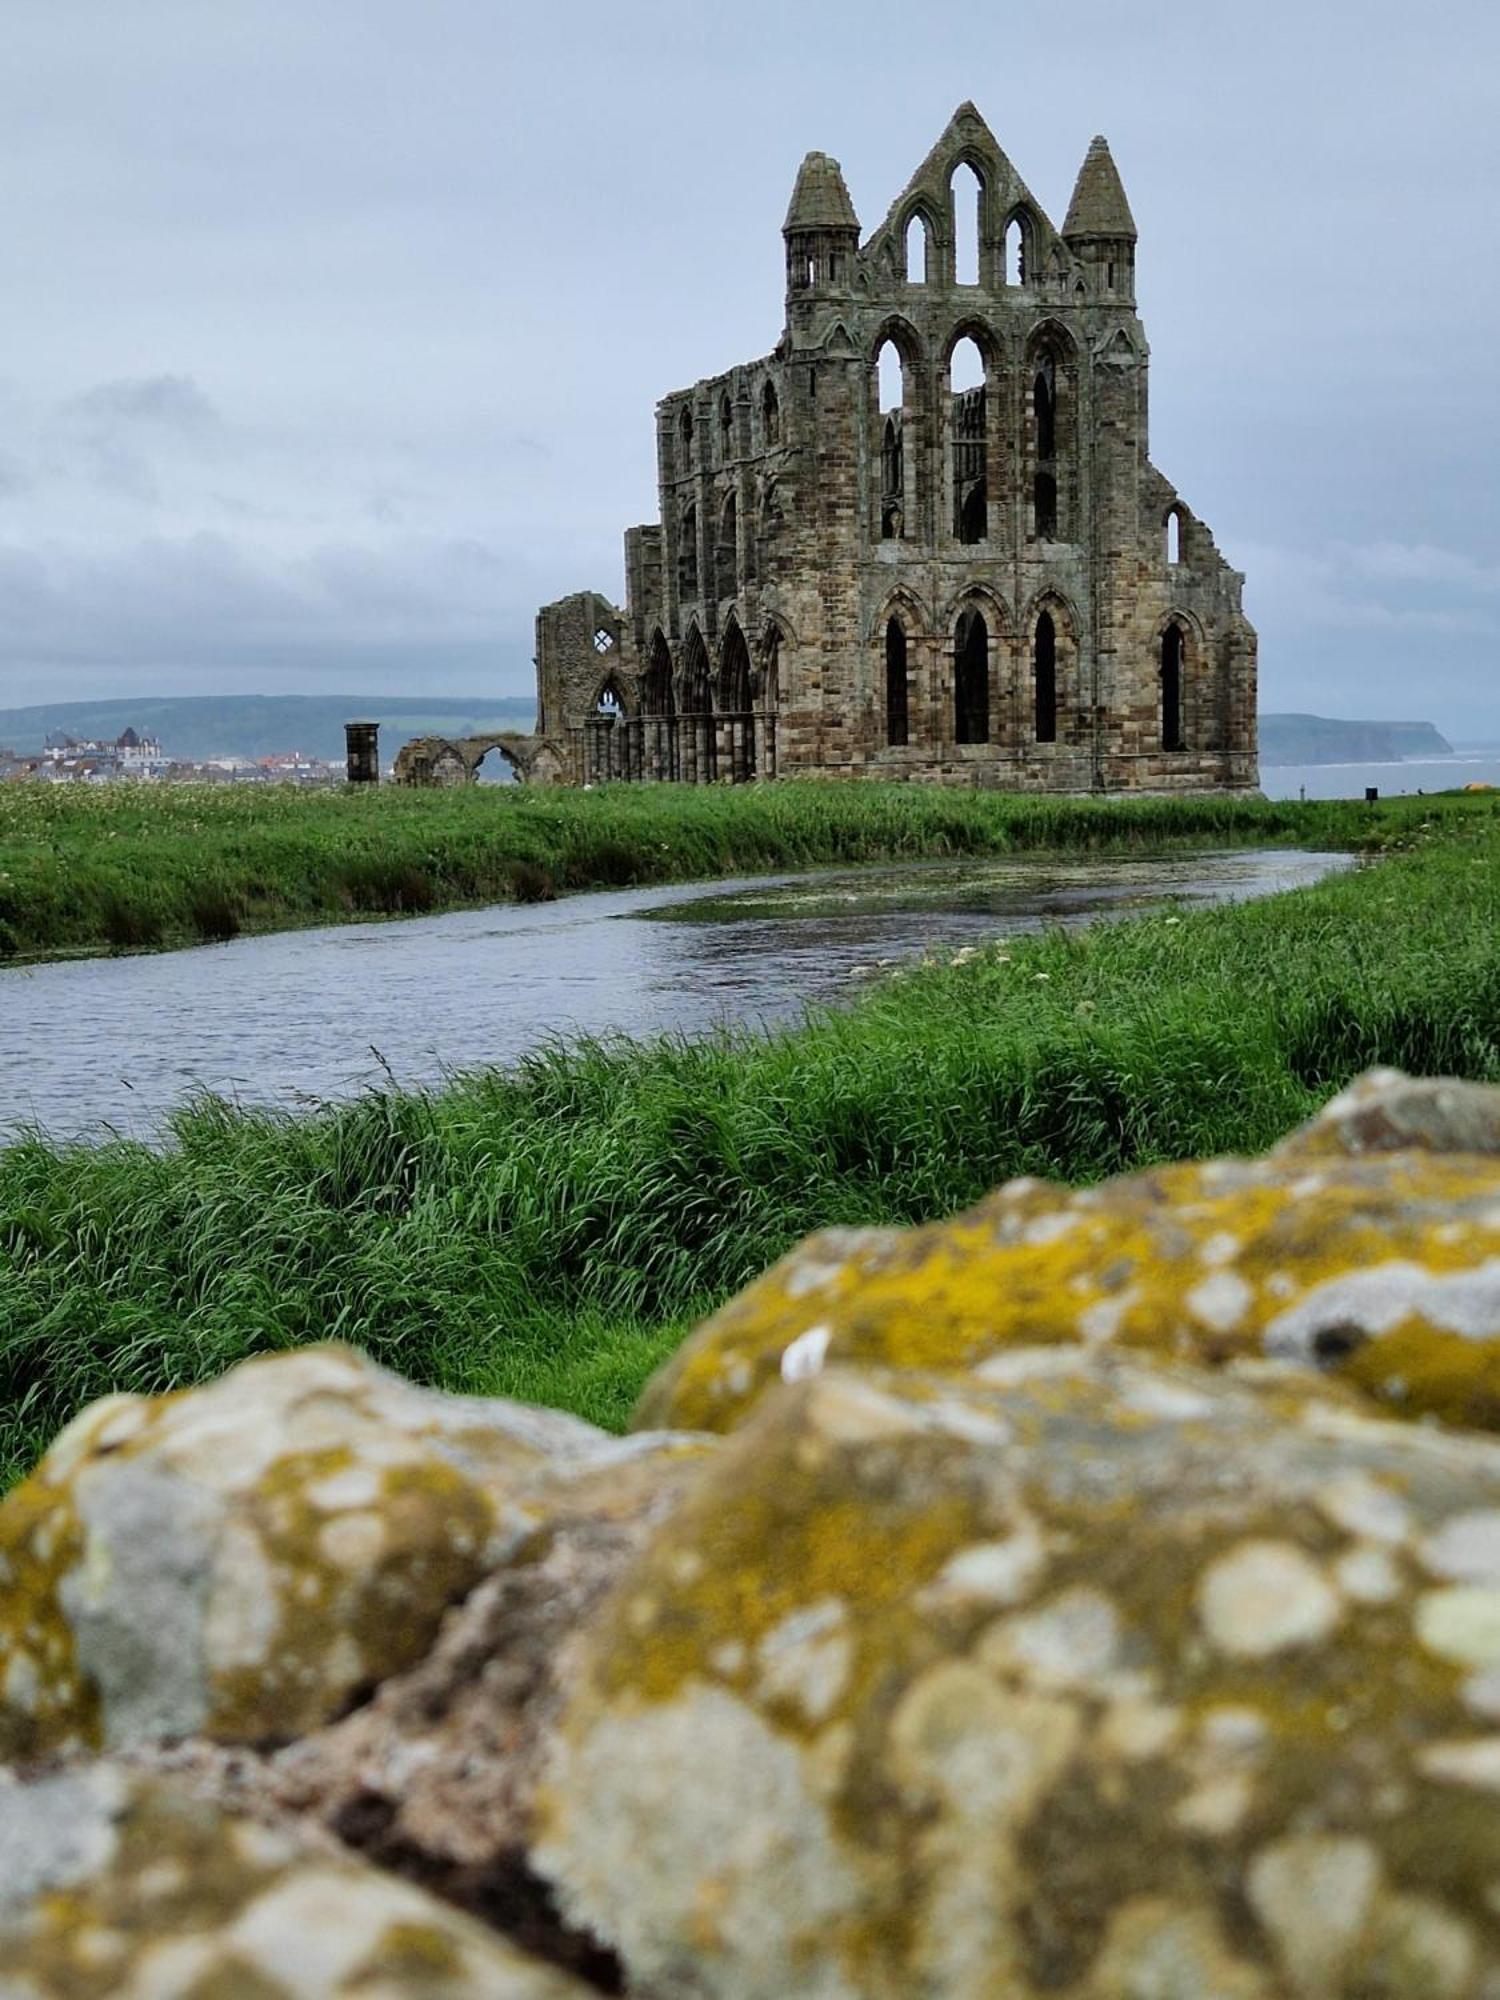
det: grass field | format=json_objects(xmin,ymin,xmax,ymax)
[
  {"xmin": 1, "ymin": 791, "xmax": 1495, "ymax": 1483},
  {"xmin": 0, "ymin": 776, "xmax": 1415, "ymax": 962}
]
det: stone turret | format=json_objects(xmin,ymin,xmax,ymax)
[
  {"xmin": 783, "ymin": 150, "xmax": 860, "ymax": 303},
  {"xmin": 1064, "ymin": 133, "xmax": 1138, "ymax": 304}
]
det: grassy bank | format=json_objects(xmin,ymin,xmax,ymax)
[
  {"xmin": 1, "ymin": 795, "xmax": 1496, "ymax": 1481},
  {"xmin": 0, "ymin": 777, "xmax": 1416, "ymax": 962}
]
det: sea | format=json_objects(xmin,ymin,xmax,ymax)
[{"xmin": 1260, "ymin": 751, "xmax": 1500, "ymax": 802}]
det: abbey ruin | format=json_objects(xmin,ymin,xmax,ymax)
[{"xmin": 535, "ymin": 105, "xmax": 1257, "ymax": 792}]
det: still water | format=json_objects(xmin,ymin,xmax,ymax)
[{"xmin": 0, "ymin": 848, "xmax": 1349, "ymax": 1144}]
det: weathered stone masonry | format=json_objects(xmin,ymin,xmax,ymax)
[{"xmin": 537, "ymin": 104, "xmax": 1257, "ymax": 792}]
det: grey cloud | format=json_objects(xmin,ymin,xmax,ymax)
[
  {"xmin": 0, "ymin": 0, "xmax": 1493, "ymax": 727},
  {"xmin": 65, "ymin": 375, "xmax": 222, "ymax": 437},
  {"xmin": 0, "ymin": 529, "xmax": 538, "ymax": 681}
]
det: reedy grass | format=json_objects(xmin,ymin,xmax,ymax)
[
  {"xmin": 0, "ymin": 775, "xmax": 1424, "ymax": 963},
  {"xmin": 1, "ymin": 796, "xmax": 1496, "ymax": 1482}
]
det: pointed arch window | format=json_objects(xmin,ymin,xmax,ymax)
[
  {"xmin": 761, "ymin": 626, "xmax": 782, "ymax": 780},
  {"xmin": 876, "ymin": 339, "xmax": 907, "ymax": 540},
  {"xmin": 1162, "ymin": 624, "xmax": 1186, "ymax": 752},
  {"xmin": 905, "ymin": 214, "xmax": 931, "ymax": 284},
  {"xmin": 1034, "ymin": 361, "xmax": 1056, "ymax": 461},
  {"xmin": 951, "ymin": 163, "xmax": 982, "ymax": 285},
  {"xmin": 1004, "ymin": 217, "xmax": 1026, "ymax": 286},
  {"xmin": 1034, "ymin": 473, "xmax": 1058, "ymax": 541},
  {"xmin": 949, "ymin": 336, "xmax": 987, "ymax": 544},
  {"xmin": 761, "ymin": 379, "xmax": 780, "ymax": 446},
  {"xmin": 719, "ymin": 393, "xmax": 734, "ymax": 460},
  {"xmin": 1032, "ymin": 353, "xmax": 1060, "ymax": 540},
  {"xmin": 720, "ymin": 622, "xmax": 756, "ymax": 782},
  {"xmin": 1034, "ymin": 612, "xmax": 1057, "ymax": 743},
  {"xmin": 1166, "ymin": 508, "xmax": 1184, "ymax": 567},
  {"xmin": 762, "ymin": 628, "xmax": 781, "ymax": 712},
  {"xmin": 678, "ymin": 503, "xmax": 698, "ymax": 597},
  {"xmin": 720, "ymin": 623, "xmax": 752, "ymax": 714},
  {"xmin": 644, "ymin": 632, "xmax": 675, "ymax": 716},
  {"xmin": 954, "ymin": 608, "xmax": 989, "ymax": 744},
  {"xmin": 714, "ymin": 494, "xmax": 738, "ymax": 602},
  {"xmin": 679, "ymin": 404, "xmax": 694, "ymax": 459},
  {"xmin": 885, "ymin": 617, "xmax": 909, "ymax": 747},
  {"xmin": 682, "ymin": 627, "xmax": 716, "ymax": 783}
]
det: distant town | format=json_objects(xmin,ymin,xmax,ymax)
[{"xmin": 0, "ymin": 728, "xmax": 343, "ymax": 786}]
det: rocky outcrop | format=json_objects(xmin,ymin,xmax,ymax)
[
  {"xmin": 635, "ymin": 1069, "xmax": 1500, "ymax": 1436},
  {"xmin": 6, "ymin": 1069, "xmax": 1500, "ymax": 1996}
]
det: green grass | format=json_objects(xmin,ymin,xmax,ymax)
[
  {"xmin": 1, "ymin": 792, "xmax": 1496, "ymax": 1484},
  {"xmin": 0, "ymin": 776, "xmax": 1415, "ymax": 963}
]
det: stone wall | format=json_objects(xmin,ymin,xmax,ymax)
[{"xmin": 6, "ymin": 1071, "xmax": 1500, "ymax": 1993}]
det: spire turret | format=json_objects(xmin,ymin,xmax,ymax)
[
  {"xmin": 1063, "ymin": 136, "xmax": 1137, "ymax": 305},
  {"xmin": 783, "ymin": 151, "xmax": 860, "ymax": 304}
]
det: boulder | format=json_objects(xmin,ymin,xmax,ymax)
[
  {"xmin": 0, "ymin": 1344, "xmax": 668, "ymax": 1759},
  {"xmin": 634, "ymin": 1069, "xmax": 1500, "ymax": 1436},
  {"xmin": 541, "ymin": 1352, "xmax": 1500, "ymax": 1998},
  {"xmin": 0, "ymin": 1761, "xmax": 593, "ymax": 1998}
]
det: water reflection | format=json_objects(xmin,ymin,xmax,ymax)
[{"xmin": 0, "ymin": 848, "xmax": 1349, "ymax": 1144}]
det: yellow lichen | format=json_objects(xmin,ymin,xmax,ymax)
[{"xmin": 634, "ymin": 1148, "xmax": 1500, "ymax": 1435}]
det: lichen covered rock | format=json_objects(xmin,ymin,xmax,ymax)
[
  {"xmin": 136, "ymin": 1424, "xmax": 712, "ymax": 1974},
  {"xmin": 1277, "ymin": 1067, "xmax": 1500, "ymax": 1162},
  {"xmin": 0, "ymin": 1345, "xmax": 635, "ymax": 1759},
  {"xmin": 635, "ymin": 1069, "xmax": 1500, "ymax": 1436},
  {"xmin": 0, "ymin": 1762, "xmax": 592, "ymax": 1997},
  {"xmin": 543, "ymin": 1353, "xmax": 1500, "ymax": 1998}
]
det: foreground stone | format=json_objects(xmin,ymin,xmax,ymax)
[
  {"xmin": 0, "ymin": 1344, "xmax": 668, "ymax": 1759},
  {"xmin": 135, "ymin": 1429, "xmax": 708, "ymax": 1983},
  {"xmin": 543, "ymin": 1352, "xmax": 1500, "ymax": 1998},
  {"xmin": 0, "ymin": 1762, "xmax": 592, "ymax": 1997},
  {"xmin": 635, "ymin": 1069, "xmax": 1500, "ymax": 1435}
]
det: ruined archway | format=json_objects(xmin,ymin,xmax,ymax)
[{"xmin": 392, "ymin": 731, "xmax": 566, "ymax": 788}]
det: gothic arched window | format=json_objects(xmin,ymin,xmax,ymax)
[
  {"xmin": 885, "ymin": 617, "xmax": 909, "ymax": 747},
  {"xmin": 955, "ymin": 608, "xmax": 989, "ymax": 744},
  {"xmin": 1034, "ymin": 612, "xmax": 1057, "ymax": 743}
]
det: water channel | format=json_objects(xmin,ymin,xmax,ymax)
[{"xmin": 0, "ymin": 847, "xmax": 1350, "ymax": 1144}]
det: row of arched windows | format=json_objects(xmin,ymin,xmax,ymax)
[
  {"xmin": 903, "ymin": 184, "xmax": 1036, "ymax": 289},
  {"xmin": 628, "ymin": 624, "xmax": 782, "ymax": 783},
  {"xmin": 639, "ymin": 624, "xmax": 781, "ymax": 719},
  {"xmin": 881, "ymin": 612, "xmax": 1190, "ymax": 752},
  {"xmin": 675, "ymin": 381, "xmax": 781, "ymax": 475},
  {"xmin": 895, "ymin": 160, "xmax": 1040, "ymax": 290},
  {"xmin": 678, "ymin": 488, "xmax": 772, "ymax": 604}
]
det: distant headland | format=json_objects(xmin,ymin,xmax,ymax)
[{"xmin": 1260, "ymin": 713, "xmax": 1453, "ymax": 765}]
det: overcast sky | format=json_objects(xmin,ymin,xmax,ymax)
[{"xmin": 1, "ymin": 0, "xmax": 1496, "ymax": 733}]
